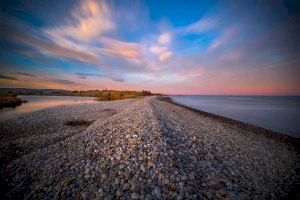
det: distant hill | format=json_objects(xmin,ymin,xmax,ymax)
[{"xmin": 0, "ymin": 88, "xmax": 73, "ymax": 95}]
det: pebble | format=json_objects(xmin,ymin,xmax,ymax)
[
  {"xmin": 140, "ymin": 164, "xmax": 146, "ymax": 172},
  {"xmin": 0, "ymin": 97, "xmax": 298, "ymax": 199},
  {"xmin": 123, "ymin": 183, "xmax": 130, "ymax": 191},
  {"xmin": 131, "ymin": 192, "xmax": 140, "ymax": 199},
  {"xmin": 152, "ymin": 187, "xmax": 162, "ymax": 199}
]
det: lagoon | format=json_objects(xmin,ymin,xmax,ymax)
[{"xmin": 0, "ymin": 95, "xmax": 96, "ymax": 121}]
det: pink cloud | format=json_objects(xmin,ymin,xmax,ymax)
[
  {"xmin": 150, "ymin": 45, "xmax": 167, "ymax": 55},
  {"xmin": 100, "ymin": 49, "xmax": 139, "ymax": 59},
  {"xmin": 3, "ymin": 26, "xmax": 99, "ymax": 63},
  {"xmin": 158, "ymin": 32, "xmax": 171, "ymax": 45},
  {"xmin": 46, "ymin": 0, "xmax": 114, "ymax": 42},
  {"xmin": 159, "ymin": 51, "xmax": 172, "ymax": 61},
  {"xmin": 98, "ymin": 37, "xmax": 143, "ymax": 60}
]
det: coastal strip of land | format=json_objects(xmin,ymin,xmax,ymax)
[
  {"xmin": 0, "ymin": 96, "xmax": 299, "ymax": 199},
  {"xmin": 0, "ymin": 94, "xmax": 26, "ymax": 109}
]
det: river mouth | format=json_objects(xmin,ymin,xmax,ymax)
[{"xmin": 0, "ymin": 95, "xmax": 97, "ymax": 121}]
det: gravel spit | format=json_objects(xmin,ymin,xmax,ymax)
[{"xmin": 0, "ymin": 96, "xmax": 299, "ymax": 199}]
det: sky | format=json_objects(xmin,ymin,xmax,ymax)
[{"xmin": 0, "ymin": 0, "xmax": 299, "ymax": 95}]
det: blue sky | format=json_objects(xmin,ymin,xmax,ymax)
[{"xmin": 0, "ymin": 0, "xmax": 299, "ymax": 94}]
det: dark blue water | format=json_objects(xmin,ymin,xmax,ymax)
[{"xmin": 171, "ymin": 95, "xmax": 300, "ymax": 138}]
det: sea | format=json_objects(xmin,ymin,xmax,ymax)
[{"xmin": 171, "ymin": 95, "xmax": 300, "ymax": 138}]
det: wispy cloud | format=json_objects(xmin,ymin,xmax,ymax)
[
  {"xmin": 207, "ymin": 27, "xmax": 238, "ymax": 51},
  {"xmin": 75, "ymin": 72, "xmax": 125, "ymax": 82},
  {"xmin": 109, "ymin": 76, "xmax": 125, "ymax": 82},
  {"xmin": 149, "ymin": 32, "xmax": 173, "ymax": 62},
  {"xmin": 45, "ymin": 0, "xmax": 114, "ymax": 43},
  {"xmin": 150, "ymin": 45, "xmax": 167, "ymax": 55},
  {"xmin": 15, "ymin": 72, "xmax": 37, "ymax": 77},
  {"xmin": 98, "ymin": 37, "xmax": 143, "ymax": 60},
  {"xmin": 75, "ymin": 72, "xmax": 104, "ymax": 77},
  {"xmin": 0, "ymin": 74, "xmax": 18, "ymax": 80},
  {"xmin": 177, "ymin": 67, "xmax": 207, "ymax": 78},
  {"xmin": 99, "ymin": 49, "xmax": 139, "ymax": 59},
  {"xmin": 50, "ymin": 78, "xmax": 77, "ymax": 85},
  {"xmin": 159, "ymin": 51, "xmax": 172, "ymax": 61},
  {"xmin": 0, "ymin": 24, "xmax": 99, "ymax": 63},
  {"xmin": 178, "ymin": 17, "xmax": 217, "ymax": 34},
  {"xmin": 158, "ymin": 32, "xmax": 172, "ymax": 45}
]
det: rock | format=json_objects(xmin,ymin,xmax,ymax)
[
  {"xmin": 181, "ymin": 175, "xmax": 187, "ymax": 181},
  {"xmin": 140, "ymin": 164, "xmax": 146, "ymax": 172},
  {"xmin": 205, "ymin": 153, "xmax": 213, "ymax": 162},
  {"xmin": 114, "ymin": 178, "xmax": 120, "ymax": 185},
  {"xmin": 188, "ymin": 173, "xmax": 195, "ymax": 180},
  {"xmin": 152, "ymin": 187, "xmax": 162, "ymax": 199},
  {"xmin": 176, "ymin": 195, "xmax": 183, "ymax": 200},
  {"xmin": 98, "ymin": 188, "xmax": 104, "ymax": 196},
  {"xmin": 125, "ymin": 171, "xmax": 131, "ymax": 180},
  {"xmin": 225, "ymin": 182, "xmax": 232, "ymax": 189},
  {"xmin": 131, "ymin": 182, "xmax": 138, "ymax": 192},
  {"xmin": 116, "ymin": 189, "xmax": 123, "ymax": 197},
  {"xmin": 62, "ymin": 179, "xmax": 72, "ymax": 187},
  {"xmin": 131, "ymin": 192, "xmax": 140, "ymax": 199},
  {"xmin": 206, "ymin": 192, "xmax": 213, "ymax": 199},
  {"xmin": 123, "ymin": 183, "xmax": 130, "ymax": 191},
  {"xmin": 170, "ymin": 175, "xmax": 176, "ymax": 182},
  {"xmin": 169, "ymin": 183, "xmax": 176, "ymax": 191},
  {"xmin": 101, "ymin": 173, "xmax": 108, "ymax": 180},
  {"xmin": 211, "ymin": 183, "xmax": 223, "ymax": 190}
]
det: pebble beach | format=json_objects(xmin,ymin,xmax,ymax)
[{"xmin": 0, "ymin": 96, "xmax": 299, "ymax": 199}]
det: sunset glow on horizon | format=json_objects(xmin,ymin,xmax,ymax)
[{"xmin": 0, "ymin": 0, "xmax": 300, "ymax": 95}]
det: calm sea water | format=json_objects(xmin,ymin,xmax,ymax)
[
  {"xmin": 0, "ymin": 95, "xmax": 96, "ymax": 121},
  {"xmin": 171, "ymin": 95, "xmax": 300, "ymax": 138}
]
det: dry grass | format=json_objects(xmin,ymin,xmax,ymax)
[{"xmin": 72, "ymin": 90, "xmax": 152, "ymax": 101}]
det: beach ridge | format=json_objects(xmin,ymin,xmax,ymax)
[{"xmin": 0, "ymin": 96, "xmax": 299, "ymax": 199}]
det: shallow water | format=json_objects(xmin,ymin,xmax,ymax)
[
  {"xmin": 0, "ymin": 95, "xmax": 97, "ymax": 121},
  {"xmin": 171, "ymin": 95, "xmax": 300, "ymax": 138}
]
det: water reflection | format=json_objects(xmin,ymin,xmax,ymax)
[{"xmin": 0, "ymin": 95, "xmax": 97, "ymax": 121}]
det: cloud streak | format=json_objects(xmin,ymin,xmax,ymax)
[
  {"xmin": 75, "ymin": 72, "xmax": 125, "ymax": 82},
  {"xmin": 0, "ymin": 74, "xmax": 18, "ymax": 80},
  {"xmin": 15, "ymin": 72, "xmax": 37, "ymax": 77},
  {"xmin": 50, "ymin": 78, "xmax": 77, "ymax": 85},
  {"xmin": 159, "ymin": 51, "xmax": 172, "ymax": 61},
  {"xmin": 178, "ymin": 17, "xmax": 217, "ymax": 34},
  {"xmin": 158, "ymin": 32, "xmax": 171, "ymax": 45},
  {"xmin": 45, "ymin": 0, "xmax": 114, "ymax": 42},
  {"xmin": 0, "ymin": 24, "xmax": 99, "ymax": 63}
]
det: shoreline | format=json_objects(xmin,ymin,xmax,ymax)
[{"xmin": 161, "ymin": 96, "xmax": 300, "ymax": 152}]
